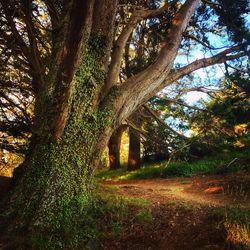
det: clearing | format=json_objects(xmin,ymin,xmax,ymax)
[{"xmin": 100, "ymin": 173, "xmax": 250, "ymax": 250}]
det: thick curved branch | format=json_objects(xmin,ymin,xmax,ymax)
[
  {"xmin": 105, "ymin": 2, "xmax": 174, "ymax": 93},
  {"xmin": 113, "ymin": 45, "xmax": 245, "ymax": 127},
  {"xmin": 113, "ymin": 0, "xmax": 200, "ymax": 123},
  {"xmin": 133, "ymin": 46, "xmax": 245, "ymax": 105}
]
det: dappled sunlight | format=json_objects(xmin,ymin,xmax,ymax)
[
  {"xmin": 225, "ymin": 222, "xmax": 250, "ymax": 248},
  {"xmin": 101, "ymin": 174, "xmax": 250, "ymax": 250},
  {"xmin": 204, "ymin": 186, "xmax": 224, "ymax": 194},
  {"xmin": 0, "ymin": 165, "xmax": 13, "ymax": 178}
]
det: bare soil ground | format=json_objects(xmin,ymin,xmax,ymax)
[
  {"xmin": 100, "ymin": 173, "xmax": 250, "ymax": 250},
  {"xmin": 0, "ymin": 173, "xmax": 249, "ymax": 249}
]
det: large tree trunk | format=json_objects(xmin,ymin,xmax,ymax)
[
  {"xmin": 2, "ymin": 68, "xmax": 115, "ymax": 248},
  {"xmin": 108, "ymin": 125, "xmax": 127, "ymax": 170},
  {"xmin": 1, "ymin": 1, "xmax": 118, "ymax": 247}
]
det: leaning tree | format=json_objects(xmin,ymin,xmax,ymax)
[{"xmin": 0, "ymin": 0, "xmax": 248, "ymax": 246}]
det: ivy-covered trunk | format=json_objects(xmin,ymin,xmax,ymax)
[
  {"xmin": 1, "ymin": 16, "xmax": 118, "ymax": 247},
  {"xmin": 2, "ymin": 64, "xmax": 116, "ymax": 247}
]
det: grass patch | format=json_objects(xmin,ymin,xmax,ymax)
[
  {"xmin": 105, "ymin": 185, "xmax": 120, "ymax": 193},
  {"xmin": 90, "ymin": 188, "xmax": 153, "ymax": 240},
  {"xmin": 224, "ymin": 207, "xmax": 250, "ymax": 249},
  {"xmin": 209, "ymin": 206, "xmax": 250, "ymax": 249},
  {"xmin": 96, "ymin": 149, "xmax": 250, "ymax": 181},
  {"xmin": 125, "ymin": 197, "xmax": 150, "ymax": 207},
  {"xmin": 166, "ymin": 200, "xmax": 177, "ymax": 206},
  {"xmin": 30, "ymin": 186, "xmax": 153, "ymax": 249},
  {"xmin": 179, "ymin": 201, "xmax": 193, "ymax": 212},
  {"xmin": 97, "ymin": 168, "xmax": 127, "ymax": 180},
  {"xmin": 225, "ymin": 207, "xmax": 250, "ymax": 229},
  {"xmin": 134, "ymin": 209, "xmax": 153, "ymax": 224}
]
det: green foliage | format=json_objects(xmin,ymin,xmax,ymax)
[
  {"xmin": 28, "ymin": 191, "xmax": 128, "ymax": 250},
  {"xmin": 97, "ymin": 148, "xmax": 250, "ymax": 180},
  {"xmin": 18, "ymin": 184, "xmax": 153, "ymax": 249},
  {"xmin": 125, "ymin": 197, "xmax": 150, "ymax": 207},
  {"xmin": 88, "ymin": 33, "xmax": 108, "ymax": 59},
  {"xmin": 225, "ymin": 207, "xmax": 250, "ymax": 228},
  {"xmin": 211, "ymin": 206, "xmax": 250, "ymax": 249},
  {"xmin": 189, "ymin": 76, "xmax": 250, "ymax": 155},
  {"xmin": 111, "ymin": 221, "xmax": 123, "ymax": 237},
  {"xmin": 134, "ymin": 209, "xmax": 153, "ymax": 224},
  {"xmin": 1, "ymin": 40, "xmax": 118, "ymax": 249}
]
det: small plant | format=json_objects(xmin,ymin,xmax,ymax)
[
  {"xmin": 179, "ymin": 201, "xmax": 193, "ymax": 212},
  {"xmin": 166, "ymin": 200, "xmax": 177, "ymax": 206},
  {"xmin": 134, "ymin": 209, "xmax": 153, "ymax": 224},
  {"xmin": 105, "ymin": 185, "xmax": 120, "ymax": 193},
  {"xmin": 111, "ymin": 221, "xmax": 123, "ymax": 237},
  {"xmin": 125, "ymin": 197, "xmax": 150, "ymax": 207}
]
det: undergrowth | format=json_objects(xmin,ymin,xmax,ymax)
[
  {"xmin": 96, "ymin": 149, "xmax": 250, "ymax": 180},
  {"xmin": 211, "ymin": 206, "xmax": 250, "ymax": 249},
  {"xmin": 4, "ymin": 186, "xmax": 151, "ymax": 250}
]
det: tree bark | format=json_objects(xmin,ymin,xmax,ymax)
[
  {"xmin": 108, "ymin": 125, "xmax": 127, "ymax": 170},
  {"xmin": 127, "ymin": 110, "xmax": 144, "ymax": 172},
  {"xmin": 127, "ymin": 126, "xmax": 141, "ymax": 171},
  {"xmin": 3, "ymin": 77, "xmax": 116, "ymax": 248},
  {"xmin": 1, "ymin": 2, "xmax": 119, "ymax": 247}
]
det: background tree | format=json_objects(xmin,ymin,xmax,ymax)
[
  {"xmin": 108, "ymin": 125, "xmax": 127, "ymax": 170},
  {"xmin": 189, "ymin": 70, "xmax": 250, "ymax": 155},
  {"xmin": 127, "ymin": 112, "xmax": 144, "ymax": 170}
]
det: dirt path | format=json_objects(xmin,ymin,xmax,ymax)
[
  {"xmin": 102, "ymin": 174, "xmax": 249, "ymax": 208},
  {"xmin": 101, "ymin": 174, "xmax": 250, "ymax": 250}
]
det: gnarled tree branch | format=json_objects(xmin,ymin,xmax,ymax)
[{"xmin": 105, "ymin": 1, "xmax": 174, "ymax": 94}]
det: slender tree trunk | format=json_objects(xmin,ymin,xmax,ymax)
[
  {"xmin": 108, "ymin": 125, "xmax": 127, "ymax": 170},
  {"xmin": 127, "ymin": 126, "xmax": 141, "ymax": 171}
]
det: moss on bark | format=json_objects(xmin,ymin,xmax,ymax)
[{"xmin": 0, "ymin": 43, "xmax": 117, "ymax": 249}]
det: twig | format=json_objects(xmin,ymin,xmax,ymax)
[{"xmin": 226, "ymin": 158, "xmax": 238, "ymax": 168}]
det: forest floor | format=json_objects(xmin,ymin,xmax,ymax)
[
  {"xmin": 0, "ymin": 173, "xmax": 249, "ymax": 249},
  {"xmin": 100, "ymin": 173, "xmax": 250, "ymax": 250}
]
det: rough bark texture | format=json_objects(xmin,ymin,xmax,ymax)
[
  {"xmin": 127, "ymin": 126, "xmax": 141, "ymax": 171},
  {"xmin": 48, "ymin": 0, "xmax": 95, "ymax": 140},
  {"xmin": 108, "ymin": 125, "xmax": 127, "ymax": 170},
  {"xmin": 1, "ymin": 2, "xmax": 119, "ymax": 246},
  {"xmin": 2, "ymin": 49, "xmax": 116, "ymax": 248},
  {"xmin": 127, "ymin": 111, "xmax": 144, "ymax": 171},
  {"xmin": 113, "ymin": 0, "xmax": 200, "ymax": 123}
]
